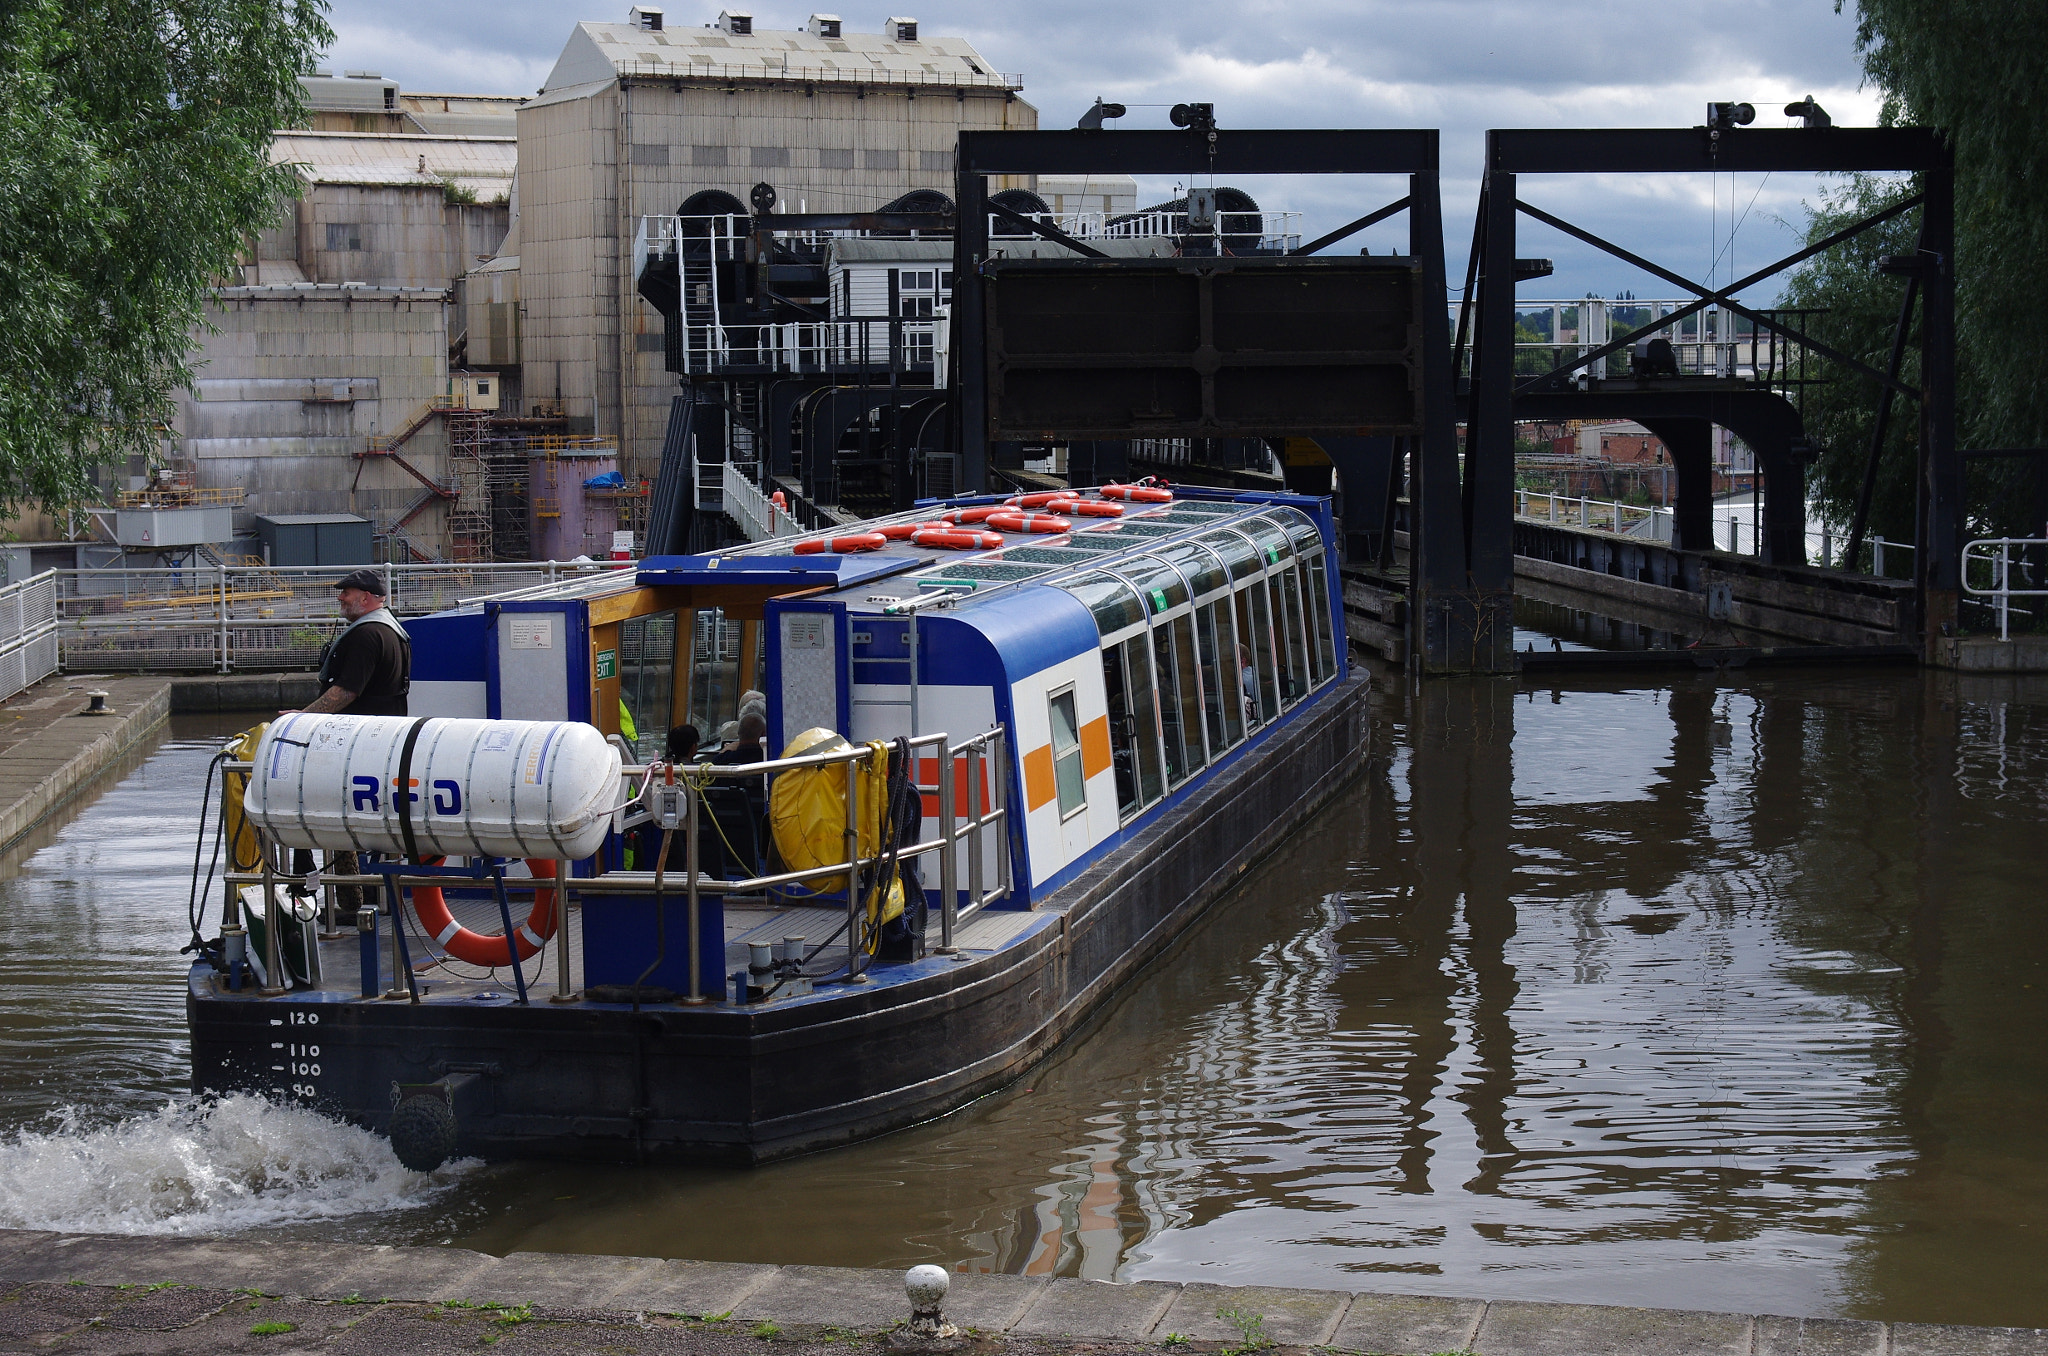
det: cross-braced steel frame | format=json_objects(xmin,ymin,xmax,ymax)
[{"xmin": 1466, "ymin": 127, "xmax": 1956, "ymax": 667}]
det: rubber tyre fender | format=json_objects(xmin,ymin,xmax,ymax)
[{"xmin": 388, "ymin": 1094, "xmax": 458, "ymax": 1172}]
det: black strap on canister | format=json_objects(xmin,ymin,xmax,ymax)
[{"xmin": 394, "ymin": 717, "xmax": 431, "ymax": 864}]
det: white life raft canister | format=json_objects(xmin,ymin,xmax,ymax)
[{"xmin": 243, "ymin": 714, "xmax": 621, "ymax": 861}]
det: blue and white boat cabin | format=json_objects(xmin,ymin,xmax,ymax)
[{"xmin": 402, "ymin": 485, "xmax": 1345, "ymax": 922}]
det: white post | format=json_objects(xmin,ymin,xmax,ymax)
[
  {"xmin": 1873, "ymin": 536, "xmax": 1886, "ymax": 576},
  {"xmin": 1999, "ymin": 542, "xmax": 2011, "ymax": 642}
]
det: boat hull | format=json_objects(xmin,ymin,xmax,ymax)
[{"xmin": 188, "ymin": 672, "xmax": 1372, "ymax": 1163}]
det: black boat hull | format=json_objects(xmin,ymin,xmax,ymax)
[{"xmin": 188, "ymin": 673, "xmax": 1372, "ymax": 1163}]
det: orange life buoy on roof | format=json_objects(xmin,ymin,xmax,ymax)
[
  {"xmin": 939, "ymin": 505, "xmax": 1004, "ymax": 524},
  {"xmin": 1067, "ymin": 499, "xmax": 1124, "ymax": 517},
  {"xmin": 984, "ymin": 511, "xmax": 1072, "ymax": 534},
  {"xmin": 877, "ymin": 521, "xmax": 951, "ymax": 540},
  {"xmin": 911, "ymin": 527, "xmax": 1004, "ymax": 550},
  {"xmin": 1101, "ymin": 482, "xmax": 1174, "ymax": 503},
  {"xmin": 792, "ymin": 533, "xmax": 888, "ymax": 554},
  {"xmin": 411, "ymin": 860, "xmax": 559, "ymax": 967},
  {"xmin": 1005, "ymin": 490, "xmax": 1071, "ymax": 508}
]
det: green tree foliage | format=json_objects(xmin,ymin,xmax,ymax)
[
  {"xmin": 1789, "ymin": 0, "xmax": 2048, "ymax": 542},
  {"xmin": 0, "ymin": 0, "xmax": 332, "ymax": 515}
]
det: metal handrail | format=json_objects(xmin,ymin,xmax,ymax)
[
  {"xmin": 218, "ymin": 724, "xmax": 1015, "ymax": 1004},
  {"xmin": 1963, "ymin": 537, "xmax": 2048, "ymax": 640}
]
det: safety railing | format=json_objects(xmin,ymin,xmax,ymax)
[
  {"xmin": 1963, "ymin": 537, "xmax": 2048, "ymax": 640},
  {"xmin": 1513, "ymin": 490, "xmax": 1903, "ymax": 569},
  {"xmin": 215, "ymin": 725, "xmax": 1014, "ymax": 1005},
  {"xmin": 49, "ymin": 562, "xmax": 621, "ymax": 674},
  {"xmin": 0, "ymin": 570, "xmax": 60, "ymax": 702},
  {"xmin": 722, "ymin": 462, "xmax": 802, "ymax": 542}
]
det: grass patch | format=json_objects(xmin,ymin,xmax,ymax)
[
  {"xmin": 250, "ymin": 1321, "xmax": 299, "ymax": 1336},
  {"xmin": 1162, "ymin": 1334, "xmax": 1191, "ymax": 1346},
  {"xmin": 493, "ymin": 1304, "xmax": 535, "ymax": 1327},
  {"xmin": 751, "ymin": 1321, "xmax": 781, "ymax": 1339}
]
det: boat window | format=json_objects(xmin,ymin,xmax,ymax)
[
  {"xmin": 1001, "ymin": 545, "xmax": 1095, "ymax": 567},
  {"xmin": 1273, "ymin": 564, "xmax": 1311, "ymax": 706},
  {"xmin": 618, "ymin": 609, "xmax": 677, "ymax": 763},
  {"xmin": 690, "ymin": 608, "xmax": 742, "ymax": 741},
  {"xmin": 1048, "ymin": 687, "xmax": 1087, "ymax": 817},
  {"xmin": 1111, "ymin": 555, "xmax": 1190, "ymax": 617},
  {"xmin": 1238, "ymin": 578, "xmax": 1281, "ymax": 723},
  {"xmin": 928, "ymin": 561, "xmax": 1047, "ymax": 583},
  {"xmin": 1156, "ymin": 541, "xmax": 1228, "ymax": 599},
  {"xmin": 1303, "ymin": 551, "xmax": 1337, "ymax": 683},
  {"xmin": 1241, "ymin": 516, "xmax": 1295, "ymax": 569},
  {"xmin": 1060, "ymin": 572, "xmax": 1147, "ymax": 637},
  {"xmin": 1196, "ymin": 597, "xmax": 1243, "ymax": 754},
  {"xmin": 1115, "ymin": 635, "xmax": 1165, "ymax": 811},
  {"xmin": 1278, "ymin": 509, "xmax": 1325, "ymax": 558},
  {"xmin": 1198, "ymin": 528, "xmax": 1265, "ymax": 582},
  {"xmin": 1152, "ymin": 618, "xmax": 1197, "ymax": 784}
]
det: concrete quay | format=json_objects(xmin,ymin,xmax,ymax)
[
  {"xmin": 0, "ymin": 673, "xmax": 317, "ymax": 861},
  {"xmin": 2, "ymin": 1230, "xmax": 2043, "ymax": 1356}
]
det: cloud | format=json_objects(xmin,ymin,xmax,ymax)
[{"xmin": 320, "ymin": 0, "xmax": 1891, "ymax": 299}]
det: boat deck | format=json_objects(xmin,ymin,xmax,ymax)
[{"xmin": 206, "ymin": 888, "xmax": 1051, "ymax": 1009}]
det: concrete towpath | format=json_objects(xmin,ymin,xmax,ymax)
[
  {"xmin": 0, "ymin": 673, "xmax": 318, "ymax": 862},
  {"xmin": 2, "ymin": 1230, "xmax": 2042, "ymax": 1356}
]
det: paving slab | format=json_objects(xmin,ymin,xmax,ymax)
[
  {"xmin": 447, "ymin": 1250, "xmax": 662, "ymax": 1310},
  {"xmin": 599, "ymin": 1258, "xmax": 780, "ymax": 1318},
  {"xmin": 1893, "ymin": 1324, "xmax": 2048, "ymax": 1356},
  {"xmin": 1155, "ymin": 1282, "xmax": 1351, "ymax": 1347},
  {"xmin": 733, "ymin": 1264, "xmax": 915, "ymax": 1330},
  {"xmin": 323, "ymin": 1245, "xmax": 500, "ymax": 1302},
  {"xmin": 944, "ymin": 1272, "xmax": 1049, "ymax": 1334},
  {"xmin": 1007, "ymin": 1277, "xmax": 1179, "ymax": 1340},
  {"xmin": 1474, "ymin": 1299, "xmax": 1751, "ymax": 1356},
  {"xmin": 1329, "ymin": 1292, "xmax": 1485, "ymax": 1355},
  {"xmin": 1756, "ymin": 1315, "xmax": 1888, "ymax": 1356},
  {"xmin": 0, "ymin": 1229, "xmax": 76, "ymax": 1282}
]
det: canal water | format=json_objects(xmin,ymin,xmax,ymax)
[{"xmin": 1, "ymin": 673, "xmax": 2044, "ymax": 1328}]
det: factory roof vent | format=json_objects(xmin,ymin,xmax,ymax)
[
  {"xmin": 886, "ymin": 16, "xmax": 917, "ymax": 41},
  {"xmin": 628, "ymin": 4, "xmax": 663, "ymax": 29},
  {"xmin": 807, "ymin": 13, "xmax": 841, "ymax": 37},
  {"xmin": 716, "ymin": 9, "xmax": 752, "ymax": 35}
]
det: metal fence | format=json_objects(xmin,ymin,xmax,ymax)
[
  {"xmin": 1963, "ymin": 537, "xmax": 2048, "ymax": 639},
  {"xmin": 50, "ymin": 562, "xmax": 620, "ymax": 675},
  {"xmin": 722, "ymin": 463, "xmax": 802, "ymax": 543},
  {"xmin": 0, "ymin": 571, "xmax": 60, "ymax": 701}
]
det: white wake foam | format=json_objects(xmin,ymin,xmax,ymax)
[{"xmin": 0, "ymin": 1094, "xmax": 475, "ymax": 1235}]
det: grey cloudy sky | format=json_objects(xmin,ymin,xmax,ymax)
[{"xmin": 323, "ymin": 0, "xmax": 1887, "ymax": 302}]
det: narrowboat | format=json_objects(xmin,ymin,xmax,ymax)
[{"xmin": 185, "ymin": 483, "xmax": 1372, "ymax": 1166}]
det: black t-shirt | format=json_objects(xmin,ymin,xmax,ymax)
[{"xmin": 325, "ymin": 620, "xmax": 410, "ymax": 716}]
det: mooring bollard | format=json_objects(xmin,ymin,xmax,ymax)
[{"xmin": 890, "ymin": 1264, "xmax": 959, "ymax": 1347}]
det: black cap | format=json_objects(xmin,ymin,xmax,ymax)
[{"xmin": 333, "ymin": 568, "xmax": 386, "ymax": 596}]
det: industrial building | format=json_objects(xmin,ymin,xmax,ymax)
[
  {"xmin": 131, "ymin": 13, "xmax": 1054, "ymax": 563},
  {"xmin": 500, "ymin": 7, "xmax": 1040, "ymax": 476}
]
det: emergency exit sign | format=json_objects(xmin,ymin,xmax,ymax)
[{"xmin": 594, "ymin": 648, "xmax": 617, "ymax": 680}]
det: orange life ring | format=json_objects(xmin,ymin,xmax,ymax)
[
  {"xmin": 877, "ymin": 521, "xmax": 950, "ymax": 540},
  {"xmin": 412, "ymin": 860, "xmax": 559, "ymax": 967},
  {"xmin": 769, "ymin": 490, "xmax": 787, "ymax": 509},
  {"xmin": 984, "ymin": 510, "xmax": 1072, "ymax": 534},
  {"xmin": 910, "ymin": 527, "xmax": 1004, "ymax": 550},
  {"xmin": 793, "ymin": 533, "xmax": 888, "ymax": 554},
  {"xmin": 1005, "ymin": 490, "xmax": 1071, "ymax": 508},
  {"xmin": 1065, "ymin": 499, "xmax": 1124, "ymax": 517},
  {"xmin": 1100, "ymin": 482, "xmax": 1174, "ymax": 503},
  {"xmin": 939, "ymin": 505, "xmax": 1004, "ymax": 524}
]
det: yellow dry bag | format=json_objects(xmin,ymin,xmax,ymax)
[{"xmin": 767, "ymin": 728, "xmax": 902, "ymax": 925}]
